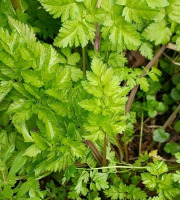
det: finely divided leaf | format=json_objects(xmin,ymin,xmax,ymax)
[
  {"xmin": 167, "ymin": 0, "xmax": 180, "ymax": 23},
  {"xmin": 21, "ymin": 70, "xmax": 44, "ymax": 88},
  {"xmin": 123, "ymin": 0, "xmax": 158, "ymax": 23},
  {"xmin": 140, "ymin": 43, "xmax": 153, "ymax": 60},
  {"xmin": 173, "ymin": 171, "xmax": 180, "ymax": 183},
  {"xmin": 54, "ymin": 20, "xmax": 95, "ymax": 48},
  {"xmin": 146, "ymin": 0, "xmax": 169, "ymax": 9},
  {"xmin": 38, "ymin": 0, "xmax": 80, "ymax": 21},
  {"xmin": 143, "ymin": 20, "xmax": 171, "ymax": 45},
  {"xmin": 8, "ymin": 16, "xmax": 36, "ymax": 44},
  {"xmin": 102, "ymin": 17, "xmax": 141, "ymax": 52}
]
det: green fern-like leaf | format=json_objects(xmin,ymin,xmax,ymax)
[
  {"xmin": 142, "ymin": 20, "xmax": 172, "ymax": 45},
  {"xmin": 145, "ymin": 0, "xmax": 169, "ymax": 9},
  {"xmin": 102, "ymin": 17, "xmax": 141, "ymax": 52},
  {"xmin": 38, "ymin": 0, "xmax": 80, "ymax": 21},
  {"xmin": 123, "ymin": 0, "xmax": 158, "ymax": 23},
  {"xmin": 139, "ymin": 43, "xmax": 153, "ymax": 60},
  {"xmin": 167, "ymin": 0, "xmax": 180, "ymax": 23},
  {"xmin": 8, "ymin": 16, "xmax": 36, "ymax": 44},
  {"xmin": 54, "ymin": 19, "xmax": 95, "ymax": 48},
  {"xmin": 105, "ymin": 182, "xmax": 147, "ymax": 200}
]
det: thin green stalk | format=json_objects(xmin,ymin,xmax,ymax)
[
  {"xmin": 139, "ymin": 110, "xmax": 144, "ymax": 155},
  {"xmin": 115, "ymin": 138, "xmax": 124, "ymax": 162},
  {"xmin": 16, "ymin": 175, "xmax": 27, "ymax": 180},
  {"xmin": 1, "ymin": 170, "xmax": 13, "ymax": 200},
  {"xmin": 77, "ymin": 165, "xmax": 147, "ymax": 171},
  {"xmin": 82, "ymin": 47, "xmax": 86, "ymax": 75},
  {"xmin": 1, "ymin": 170, "xmax": 6, "ymax": 183},
  {"xmin": 168, "ymin": 165, "xmax": 180, "ymax": 170}
]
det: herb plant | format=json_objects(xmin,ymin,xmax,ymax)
[{"xmin": 0, "ymin": 0, "xmax": 180, "ymax": 199}]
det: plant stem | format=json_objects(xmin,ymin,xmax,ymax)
[
  {"xmin": 126, "ymin": 85, "xmax": 139, "ymax": 113},
  {"xmin": 77, "ymin": 165, "xmax": 147, "ymax": 171},
  {"xmin": 83, "ymin": 0, "xmax": 103, "ymax": 166},
  {"xmin": 1, "ymin": 170, "xmax": 13, "ymax": 200},
  {"xmin": 163, "ymin": 104, "xmax": 180, "ymax": 129},
  {"xmin": 163, "ymin": 53, "xmax": 180, "ymax": 66},
  {"xmin": 82, "ymin": 47, "xmax": 86, "ymax": 75},
  {"xmin": 115, "ymin": 137, "xmax": 124, "ymax": 162},
  {"xmin": 11, "ymin": 0, "xmax": 23, "ymax": 11},
  {"xmin": 126, "ymin": 44, "xmax": 167, "ymax": 113},
  {"xmin": 96, "ymin": 0, "xmax": 102, "ymax": 8},
  {"xmin": 94, "ymin": 23, "xmax": 100, "ymax": 51},
  {"xmin": 102, "ymin": 132, "xmax": 107, "ymax": 166},
  {"xmin": 1, "ymin": 170, "xmax": 6, "ymax": 183},
  {"xmin": 124, "ymin": 137, "xmax": 129, "ymax": 163},
  {"xmin": 111, "ymin": 144, "xmax": 121, "ymax": 162},
  {"xmin": 94, "ymin": 0, "xmax": 102, "ymax": 51},
  {"xmin": 167, "ymin": 43, "xmax": 178, "ymax": 51},
  {"xmin": 139, "ymin": 110, "xmax": 144, "ymax": 155},
  {"xmin": 16, "ymin": 175, "xmax": 27, "ymax": 180},
  {"xmin": 84, "ymin": 139, "xmax": 103, "ymax": 165}
]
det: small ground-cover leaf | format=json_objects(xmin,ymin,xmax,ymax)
[
  {"xmin": 174, "ymin": 120, "xmax": 180, "ymax": 131},
  {"xmin": 153, "ymin": 128, "xmax": 170, "ymax": 143},
  {"xmin": 164, "ymin": 142, "xmax": 180, "ymax": 155}
]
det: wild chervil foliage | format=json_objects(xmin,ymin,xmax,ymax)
[
  {"xmin": 0, "ymin": 0, "xmax": 180, "ymax": 199},
  {"xmin": 79, "ymin": 58, "xmax": 128, "ymax": 141}
]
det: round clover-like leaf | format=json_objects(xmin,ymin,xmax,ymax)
[
  {"xmin": 156, "ymin": 102, "xmax": 165, "ymax": 112},
  {"xmin": 153, "ymin": 128, "xmax": 170, "ymax": 143},
  {"xmin": 172, "ymin": 74, "xmax": 180, "ymax": 85},
  {"xmin": 170, "ymin": 88, "xmax": 180, "ymax": 101},
  {"xmin": 148, "ymin": 110, "xmax": 157, "ymax": 118},
  {"xmin": 164, "ymin": 142, "xmax": 180, "ymax": 155}
]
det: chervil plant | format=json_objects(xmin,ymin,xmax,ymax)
[{"xmin": 0, "ymin": 0, "xmax": 180, "ymax": 199}]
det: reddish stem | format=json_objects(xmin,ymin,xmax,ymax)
[{"xmin": 126, "ymin": 44, "xmax": 167, "ymax": 113}]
